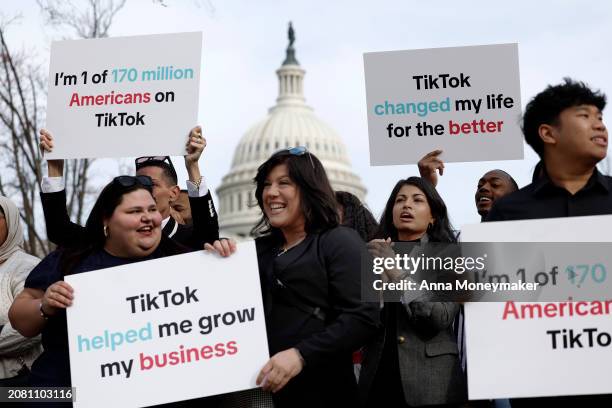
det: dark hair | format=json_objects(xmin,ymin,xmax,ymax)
[
  {"xmin": 335, "ymin": 191, "xmax": 379, "ymax": 242},
  {"xmin": 504, "ymin": 171, "xmax": 519, "ymax": 191},
  {"xmin": 377, "ymin": 177, "xmax": 456, "ymax": 243},
  {"xmin": 251, "ymin": 149, "xmax": 339, "ymax": 239},
  {"xmin": 523, "ymin": 78, "xmax": 607, "ymax": 158},
  {"xmin": 60, "ymin": 177, "xmax": 183, "ymax": 275},
  {"xmin": 137, "ymin": 162, "xmax": 178, "ymax": 186},
  {"xmin": 487, "ymin": 169, "xmax": 519, "ymax": 191}
]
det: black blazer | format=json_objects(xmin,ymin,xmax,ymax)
[
  {"xmin": 256, "ymin": 226, "xmax": 379, "ymax": 408},
  {"xmin": 40, "ymin": 189, "xmax": 219, "ymax": 250}
]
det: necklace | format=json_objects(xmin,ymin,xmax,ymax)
[{"xmin": 277, "ymin": 235, "xmax": 306, "ymax": 257}]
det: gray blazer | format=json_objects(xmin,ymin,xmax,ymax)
[
  {"xmin": 359, "ymin": 238, "xmax": 467, "ymax": 407},
  {"xmin": 360, "ymin": 302, "xmax": 467, "ymax": 407}
]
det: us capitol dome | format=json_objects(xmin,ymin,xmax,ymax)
[{"xmin": 216, "ymin": 23, "xmax": 367, "ymax": 238}]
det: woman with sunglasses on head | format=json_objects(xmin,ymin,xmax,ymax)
[
  {"xmin": 359, "ymin": 177, "xmax": 466, "ymax": 407},
  {"xmin": 8, "ymin": 176, "xmax": 234, "ymax": 391},
  {"xmin": 252, "ymin": 147, "xmax": 379, "ymax": 407}
]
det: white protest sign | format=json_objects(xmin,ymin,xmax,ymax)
[
  {"xmin": 364, "ymin": 44, "xmax": 523, "ymax": 165},
  {"xmin": 65, "ymin": 241, "xmax": 269, "ymax": 408},
  {"xmin": 461, "ymin": 215, "xmax": 612, "ymax": 399},
  {"xmin": 46, "ymin": 32, "xmax": 201, "ymax": 159}
]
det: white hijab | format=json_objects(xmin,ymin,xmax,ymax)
[{"xmin": 0, "ymin": 196, "xmax": 25, "ymax": 263}]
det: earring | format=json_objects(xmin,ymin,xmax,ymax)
[
  {"xmin": 103, "ymin": 225, "xmax": 108, "ymax": 237},
  {"xmin": 427, "ymin": 222, "xmax": 434, "ymax": 232}
]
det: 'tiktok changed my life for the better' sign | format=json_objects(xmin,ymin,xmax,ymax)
[
  {"xmin": 45, "ymin": 32, "xmax": 201, "ymax": 160},
  {"xmin": 65, "ymin": 242, "xmax": 269, "ymax": 408},
  {"xmin": 364, "ymin": 43, "xmax": 524, "ymax": 165}
]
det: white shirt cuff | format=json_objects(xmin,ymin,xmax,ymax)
[
  {"xmin": 41, "ymin": 177, "xmax": 65, "ymax": 193},
  {"xmin": 186, "ymin": 178, "xmax": 209, "ymax": 197},
  {"xmin": 400, "ymin": 277, "xmax": 420, "ymax": 305}
]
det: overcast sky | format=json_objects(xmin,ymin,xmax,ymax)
[{"xmin": 4, "ymin": 0, "xmax": 612, "ymax": 230}]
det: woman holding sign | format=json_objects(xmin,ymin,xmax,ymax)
[
  {"xmin": 359, "ymin": 177, "xmax": 466, "ymax": 407},
  {"xmin": 252, "ymin": 147, "xmax": 379, "ymax": 407},
  {"xmin": 9, "ymin": 175, "xmax": 234, "ymax": 391}
]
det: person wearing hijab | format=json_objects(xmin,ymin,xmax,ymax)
[{"xmin": 0, "ymin": 196, "xmax": 42, "ymax": 386}]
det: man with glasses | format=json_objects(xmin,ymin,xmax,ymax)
[{"xmin": 38, "ymin": 126, "xmax": 219, "ymax": 250}]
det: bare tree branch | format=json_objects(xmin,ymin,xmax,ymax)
[
  {"xmin": 0, "ymin": 3, "xmax": 127, "ymax": 256},
  {"xmin": 37, "ymin": 0, "xmax": 127, "ymax": 39},
  {"xmin": 0, "ymin": 20, "xmax": 46, "ymax": 255},
  {"xmin": 152, "ymin": 0, "xmax": 216, "ymax": 16}
]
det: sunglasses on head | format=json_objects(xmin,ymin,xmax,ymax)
[
  {"xmin": 135, "ymin": 156, "xmax": 174, "ymax": 170},
  {"xmin": 113, "ymin": 175, "xmax": 153, "ymax": 188},
  {"xmin": 278, "ymin": 146, "xmax": 314, "ymax": 168}
]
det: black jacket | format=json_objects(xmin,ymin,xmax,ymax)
[
  {"xmin": 40, "ymin": 189, "xmax": 219, "ymax": 250},
  {"xmin": 256, "ymin": 226, "xmax": 380, "ymax": 408}
]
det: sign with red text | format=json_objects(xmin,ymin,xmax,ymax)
[
  {"xmin": 46, "ymin": 32, "xmax": 201, "ymax": 159},
  {"xmin": 65, "ymin": 242, "xmax": 269, "ymax": 408},
  {"xmin": 461, "ymin": 215, "xmax": 612, "ymax": 399},
  {"xmin": 364, "ymin": 44, "xmax": 523, "ymax": 165}
]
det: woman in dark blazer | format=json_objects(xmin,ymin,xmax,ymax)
[
  {"xmin": 360, "ymin": 177, "xmax": 467, "ymax": 407},
  {"xmin": 252, "ymin": 147, "xmax": 380, "ymax": 408}
]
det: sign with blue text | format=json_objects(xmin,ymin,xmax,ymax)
[
  {"xmin": 461, "ymin": 215, "xmax": 612, "ymax": 399},
  {"xmin": 46, "ymin": 32, "xmax": 201, "ymax": 159},
  {"xmin": 66, "ymin": 242, "xmax": 269, "ymax": 408},
  {"xmin": 364, "ymin": 44, "xmax": 523, "ymax": 165}
]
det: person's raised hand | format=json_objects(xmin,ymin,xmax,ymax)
[
  {"xmin": 417, "ymin": 149, "xmax": 444, "ymax": 187},
  {"xmin": 39, "ymin": 129, "xmax": 64, "ymax": 177},
  {"xmin": 184, "ymin": 125, "xmax": 206, "ymax": 165}
]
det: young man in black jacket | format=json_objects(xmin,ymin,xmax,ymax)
[{"xmin": 487, "ymin": 78, "xmax": 610, "ymax": 407}]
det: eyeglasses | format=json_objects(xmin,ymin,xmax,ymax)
[
  {"xmin": 135, "ymin": 156, "xmax": 175, "ymax": 170},
  {"xmin": 279, "ymin": 146, "xmax": 315, "ymax": 168},
  {"xmin": 113, "ymin": 175, "xmax": 153, "ymax": 188}
]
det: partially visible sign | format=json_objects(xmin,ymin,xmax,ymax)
[{"xmin": 462, "ymin": 215, "xmax": 612, "ymax": 399}]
